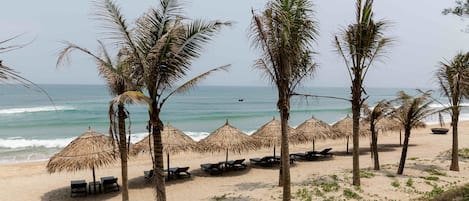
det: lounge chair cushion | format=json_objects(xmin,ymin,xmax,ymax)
[
  {"xmin": 101, "ymin": 176, "xmax": 120, "ymax": 193},
  {"xmin": 200, "ymin": 162, "xmax": 223, "ymax": 175},
  {"xmin": 70, "ymin": 180, "xmax": 87, "ymax": 197}
]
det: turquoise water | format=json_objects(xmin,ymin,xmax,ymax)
[{"xmin": 0, "ymin": 85, "xmax": 453, "ymax": 163}]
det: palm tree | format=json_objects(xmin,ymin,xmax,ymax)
[
  {"xmin": 57, "ymin": 41, "xmax": 136, "ymax": 201},
  {"xmin": 362, "ymin": 101, "xmax": 391, "ymax": 170},
  {"xmin": 334, "ymin": 0, "xmax": 392, "ymax": 186},
  {"xmin": 391, "ymin": 91, "xmax": 433, "ymax": 175},
  {"xmin": 1, "ymin": 35, "xmax": 53, "ymax": 106},
  {"xmin": 250, "ymin": 0, "xmax": 318, "ymax": 200},
  {"xmin": 443, "ymin": 0, "xmax": 469, "ymax": 17},
  {"xmin": 435, "ymin": 52, "xmax": 469, "ymax": 171},
  {"xmin": 96, "ymin": 1, "xmax": 230, "ymax": 200}
]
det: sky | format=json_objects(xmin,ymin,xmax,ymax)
[{"xmin": 1, "ymin": 0, "xmax": 469, "ymax": 88}]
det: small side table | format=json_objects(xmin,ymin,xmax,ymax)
[{"xmin": 88, "ymin": 181, "xmax": 102, "ymax": 194}]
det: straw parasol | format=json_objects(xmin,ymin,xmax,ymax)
[
  {"xmin": 134, "ymin": 123, "xmax": 196, "ymax": 177},
  {"xmin": 295, "ymin": 116, "xmax": 337, "ymax": 151},
  {"xmin": 197, "ymin": 120, "xmax": 259, "ymax": 165},
  {"xmin": 47, "ymin": 127, "xmax": 118, "ymax": 193},
  {"xmin": 376, "ymin": 117, "xmax": 402, "ymax": 133},
  {"xmin": 251, "ymin": 117, "xmax": 300, "ymax": 158},
  {"xmin": 332, "ymin": 115, "xmax": 370, "ymax": 153}
]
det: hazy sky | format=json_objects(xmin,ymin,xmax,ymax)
[{"xmin": 1, "ymin": 0, "xmax": 468, "ymax": 88}]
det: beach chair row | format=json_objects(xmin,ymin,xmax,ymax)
[
  {"xmin": 70, "ymin": 176, "xmax": 120, "ymax": 197},
  {"xmin": 142, "ymin": 148, "xmax": 333, "ymax": 180}
]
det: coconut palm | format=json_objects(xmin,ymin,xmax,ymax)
[
  {"xmin": 362, "ymin": 101, "xmax": 391, "ymax": 170},
  {"xmin": 250, "ymin": 0, "xmax": 318, "ymax": 200},
  {"xmin": 57, "ymin": 41, "xmax": 136, "ymax": 201},
  {"xmin": 391, "ymin": 91, "xmax": 433, "ymax": 175},
  {"xmin": 1, "ymin": 35, "xmax": 51, "ymax": 96},
  {"xmin": 435, "ymin": 52, "xmax": 469, "ymax": 171},
  {"xmin": 99, "ymin": 0, "xmax": 229, "ymax": 200},
  {"xmin": 334, "ymin": 0, "xmax": 392, "ymax": 186},
  {"xmin": 443, "ymin": 1, "xmax": 469, "ymax": 17}
]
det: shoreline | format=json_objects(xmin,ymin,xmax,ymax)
[
  {"xmin": 0, "ymin": 120, "xmax": 452, "ymax": 165},
  {"xmin": 1, "ymin": 121, "xmax": 468, "ymax": 200}
]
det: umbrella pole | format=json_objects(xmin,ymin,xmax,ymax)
[
  {"xmin": 167, "ymin": 153, "xmax": 170, "ymax": 180},
  {"xmin": 346, "ymin": 136, "xmax": 349, "ymax": 154},
  {"xmin": 225, "ymin": 148, "xmax": 229, "ymax": 170},
  {"xmin": 399, "ymin": 130, "xmax": 402, "ymax": 146},
  {"xmin": 313, "ymin": 139, "xmax": 315, "ymax": 152},
  {"xmin": 273, "ymin": 145, "xmax": 276, "ymax": 158},
  {"xmin": 92, "ymin": 166, "xmax": 96, "ymax": 194}
]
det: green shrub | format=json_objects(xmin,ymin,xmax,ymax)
[
  {"xmin": 426, "ymin": 186, "xmax": 444, "ymax": 198},
  {"xmin": 406, "ymin": 178, "xmax": 414, "ymax": 187},
  {"xmin": 391, "ymin": 180, "xmax": 400, "ymax": 188}
]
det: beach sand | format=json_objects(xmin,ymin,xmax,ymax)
[{"xmin": 2, "ymin": 121, "xmax": 469, "ymax": 201}]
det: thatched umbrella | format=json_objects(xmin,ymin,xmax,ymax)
[
  {"xmin": 295, "ymin": 116, "xmax": 337, "ymax": 151},
  {"xmin": 134, "ymin": 123, "xmax": 196, "ymax": 177},
  {"xmin": 251, "ymin": 117, "xmax": 300, "ymax": 158},
  {"xmin": 376, "ymin": 117, "xmax": 401, "ymax": 133},
  {"xmin": 197, "ymin": 120, "xmax": 259, "ymax": 166},
  {"xmin": 47, "ymin": 128, "xmax": 118, "ymax": 193},
  {"xmin": 332, "ymin": 115, "xmax": 370, "ymax": 153}
]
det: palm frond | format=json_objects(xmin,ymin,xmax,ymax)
[
  {"xmin": 111, "ymin": 91, "xmax": 151, "ymax": 105},
  {"xmin": 161, "ymin": 64, "xmax": 230, "ymax": 105}
]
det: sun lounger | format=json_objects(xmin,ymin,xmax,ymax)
[
  {"xmin": 100, "ymin": 176, "xmax": 120, "ymax": 193},
  {"xmin": 291, "ymin": 152, "xmax": 319, "ymax": 161},
  {"xmin": 307, "ymin": 148, "xmax": 333, "ymax": 157},
  {"xmin": 168, "ymin": 167, "xmax": 191, "ymax": 179},
  {"xmin": 70, "ymin": 179, "xmax": 87, "ymax": 197},
  {"xmin": 249, "ymin": 156, "xmax": 279, "ymax": 167},
  {"xmin": 226, "ymin": 159, "xmax": 247, "ymax": 170},
  {"xmin": 200, "ymin": 162, "xmax": 224, "ymax": 175},
  {"xmin": 144, "ymin": 170, "xmax": 153, "ymax": 182}
]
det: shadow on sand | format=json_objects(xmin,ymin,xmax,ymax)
[{"xmin": 41, "ymin": 186, "xmax": 119, "ymax": 201}]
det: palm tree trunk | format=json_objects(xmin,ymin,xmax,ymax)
[
  {"xmin": 351, "ymin": 79, "xmax": 361, "ymax": 186},
  {"xmin": 278, "ymin": 92, "xmax": 291, "ymax": 201},
  {"xmin": 450, "ymin": 110, "xmax": 459, "ymax": 171},
  {"xmin": 370, "ymin": 126, "xmax": 379, "ymax": 170},
  {"xmin": 397, "ymin": 127, "xmax": 411, "ymax": 175},
  {"xmin": 151, "ymin": 105, "xmax": 166, "ymax": 201},
  {"xmin": 117, "ymin": 104, "xmax": 129, "ymax": 201}
]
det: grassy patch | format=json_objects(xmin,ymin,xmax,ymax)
[
  {"xmin": 343, "ymin": 188, "xmax": 362, "ymax": 200},
  {"xmin": 295, "ymin": 188, "xmax": 312, "ymax": 201},
  {"xmin": 386, "ymin": 173, "xmax": 396, "ymax": 178},
  {"xmin": 406, "ymin": 178, "xmax": 414, "ymax": 188},
  {"xmin": 360, "ymin": 169, "xmax": 376, "ymax": 178},
  {"xmin": 430, "ymin": 183, "xmax": 469, "ymax": 201},
  {"xmin": 439, "ymin": 148, "xmax": 469, "ymax": 159},
  {"xmin": 212, "ymin": 193, "xmax": 230, "ymax": 201},
  {"xmin": 319, "ymin": 181, "xmax": 340, "ymax": 192},
  {"xmin": 425, "ymin": 169, "xmax": 447, "ymax": 176},
  {"xmin": 408, "ymin": 157, "xmax": 419, "ymax": 160},
  {"xmin": 425, "ymin": 186, "xmax": 444, "ymax": 199},
  {"xmin": 391, "ymin": 180, "xmax": 400, "ymax": 188},
  {"xmin": 422, "ymin": 176, "xmax": 440, "ymax": 181}
]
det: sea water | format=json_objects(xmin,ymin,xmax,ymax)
[{"xmin": 0, "ymin": 84, "xmax": 457, "ymax": 164}]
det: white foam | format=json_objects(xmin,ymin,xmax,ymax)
[
  {"xmin": 0, "ymin": 137, "xmax": 74, "ymax": 148},
  {"xmin": 0, "ymin": 106, "xmax": 76, "ymax": 115},
  {"xmin": 184, "ymin": 131, "xmax": 210, "ymax": 141}
]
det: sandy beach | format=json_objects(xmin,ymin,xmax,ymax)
[{"xmin": 1, "ymin": 121, "xmax": 468, "ymax": 201}]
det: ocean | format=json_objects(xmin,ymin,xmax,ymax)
[{"xmin": 0, "ymin": 84, "xmax": 461, "ymax": 164}]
